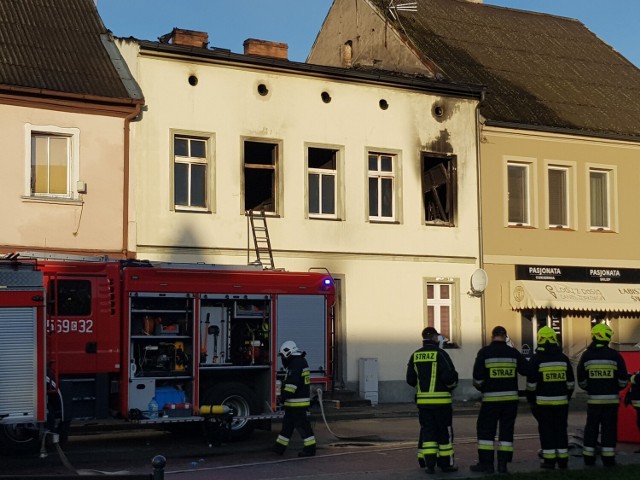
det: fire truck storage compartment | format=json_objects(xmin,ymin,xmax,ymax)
[
  {"xmin": 0, "ymin": 266, "xmax": 44, "ymax": 425},
  {"xmin": 275, "ymin": 295, "xmax": 327, "ymax": 377},
  {"xmin": 128, "ymin": 293, "xmax": 194, "ymax": 416},
  {"xmin": 199, "ymin": 295, "xmax": 271, "ymax": 367}
]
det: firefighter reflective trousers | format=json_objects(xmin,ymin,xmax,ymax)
[
  {"xmin": 476, "ymin": 401, "xmax": 518, "ymax": 465},
  {"xmin": 273, "ymin": 407, "xmax": 316, "ymax": 455},
  {"xmin": 583, "ymin": 404, "xmax": 618, "ymax": 466},
  {"xmin": 533, "ymin": 405, "xmax": 569, "ymax": 467},
  {"xmin": 417, "ymin": 406, "xmax": 455, "ymax": 469}
]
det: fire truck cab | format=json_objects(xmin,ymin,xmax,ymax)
[{"xmin": 0, "ymin": 254, "xmax": 334, "ymax": 455}]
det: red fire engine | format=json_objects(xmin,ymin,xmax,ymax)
[{"xmin": 0, "ymin": 253, "xmax": 334, "ymax": 454}]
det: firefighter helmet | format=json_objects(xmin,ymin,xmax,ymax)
[
  {"xmin": 591, "ymin": 323, "xmax": 613, "ymax": 342},
  {"xmin": 279, "ymin": 340, "xmax": 299, "ymax": 358},
  {"xmin": 537, "ymin": 326, "xmax": 558, "ymax": 345}
]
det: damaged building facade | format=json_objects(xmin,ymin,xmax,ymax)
[{"xmin": 115, "ymin": 28, "xmax": 485, "ymax": 401}]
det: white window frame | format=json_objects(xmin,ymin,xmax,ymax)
[
  {"xmin": 367, "ymin": 150, "xmax": 398, "ymax": 222},
  {"xmin": 171, "ymin": 130, "xmax": 214, "ymax": 212},
  {"xmin": 306, "ymin": 144, "xmax": 342, "ymax": 220},
  {"xmin": 24, "ymin": 124, "xmax": 80, "ymax": 200},
  {"xmin": 424, "ymin": 278, "xmax": 460, "ymax": 346},
  {"xmin": 545, "ymin": 161, "xmax": 576, "ymax": 230},
  {"xmin": 504, "ymin": 157, "xmax": 537, "ymax": 227},
  {"xmin": 587, "ymin": 165, "xmax": 617, "ymax": 232}
]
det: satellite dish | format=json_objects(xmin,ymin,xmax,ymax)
[{"xmin": 470, "ymin": 268, "xmax": 488, "ymax": 295}]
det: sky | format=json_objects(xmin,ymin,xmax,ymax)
[{"xmin": 96, "ymin": 0, "xmax": 640, "ymax": 68}]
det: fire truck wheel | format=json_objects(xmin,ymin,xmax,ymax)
[
  {"xmin": 204, "ymin": 382, "xmax": 258, "ymax": 440},
  {"xmin": 0, "ymin": 424, "xmax": 40, "ymax": 455}
]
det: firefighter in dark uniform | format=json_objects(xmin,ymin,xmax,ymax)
[
  {"xmin": 577, "ymin": 323, "xmax": 628, "ymax": 466},
  {"xmin": 406, "ymin": 327, "xmax": 459, "ymax": 474},
  {"xmin": 625, "ymin": 371, "xmax": 640, "ymax": 431},
  {"xmin": 272, "ymin": 340, "xmax": 316, "ymax": 457},
  {"xmin": 470, "ymin": 326, "xmax": 530, "ymax": 474},
  {"xmin": 526, "ymin": 326, "xmax": 575, "ymax": 469}
]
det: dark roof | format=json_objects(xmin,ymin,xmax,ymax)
[
  {"xmin": 373, "ymin": 0, "xmax": 640, "ymax": 139},
  {"xmin": 0, "ymin": 0, "xmax": 139, "ymax": 101}
]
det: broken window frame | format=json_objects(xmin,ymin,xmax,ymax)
[{"xmin": 422, "ymin": 154, "xmax": 456, "ymax": 226}]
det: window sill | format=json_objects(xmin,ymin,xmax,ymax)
[
  {"xmin": 369, "ymin": 219, "xmax": 399, "ymax": 225},
  {"xmin": 21, "ymin": 195, "xmax": 82, "ymax": 206},
  {"xmin": 443, "ymin": 343, "xmax": 459, "ymax": 349},
  {"xmin": 309, "ymin": 215, "xmax": 341, "ymax": 221},
  {"xmin": 507, "ymin": 224, "xmax": 535, "ymax": 229},
  {"xmin": 590, "ymin": 228, "xmax": 616, "ymax": 233},
  {"xmin": 174, "ymin": 207, "xmax": 211, "ymax": 214},
  {"xmin": 547, "ymin": 226, "xmax": 575, "ymax": 232},
  {"xmin": 425, "ymin": 222, "xmax": 455, "ymax": 227}
]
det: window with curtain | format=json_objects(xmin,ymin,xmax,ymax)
[
  {"xmin": 590, "ymin": 169, "xmax": 610, "ymax": 229},
  {"xmin": 507, "ymin": 163, "xmax": 530, "ymax": 225},
  {"xmin": 426, "ymin": 282, "xmax": 453, "ymax": 342},
  {"xmin": 548, "ymin": 167, "xmax": 568, "ymax": 227}
]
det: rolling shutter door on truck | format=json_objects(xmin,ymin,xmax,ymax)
[
  {"xmin": 0, "ymin": 308, "xmax": 38, "ymax": 422},
  {"xmin": 276, "ymin": 295, "xmax": 326, "ymax": 376}
]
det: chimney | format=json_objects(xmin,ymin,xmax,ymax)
[
  {"xmin": 161, "ymin": 28, "xmax": 209, "ymax": 48},
  {"xmin": 243, "ymin": 39, "xmax": 288, "ymax": 60}
]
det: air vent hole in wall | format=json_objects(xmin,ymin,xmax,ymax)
[
  {"xmin": 321, "ymin": 91, "xmax": 332, "ymax": 103},
  {"xmin": 434, "ymin": 105, "xmax": 444, "ymax": 117},
  {"xmin": 257, "ymin": 83, "xmax": 269, "ymax": 96},
  {"xmin": 188, "ymin": 75, "xmax": 198, "ymax": 86},
  {"xmin": 379, "ymin": 99, "xmax": 389, "ymax": 110}
]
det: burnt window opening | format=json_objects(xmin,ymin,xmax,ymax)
[
  {"xmin": 244, "ymin": 141, "xmax": 277, "ymax": 213},
  {"xmin": 423, "ymin": 155, "xmax": 456, "ymax": 226}
]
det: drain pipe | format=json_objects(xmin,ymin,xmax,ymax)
[{"xmin": 475, "ymin": 90, "xmax": 487, "ymax": 346}]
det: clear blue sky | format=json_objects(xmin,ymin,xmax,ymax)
[{"xmin": 97, "ymin": 0, "xmax": 639, "ymax": 67}]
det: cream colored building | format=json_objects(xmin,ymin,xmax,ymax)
[
  {"xmin": 309, "ymin": 0, "xmax": 640, "ymax": 362},
  {"xmin": 116, "ymin": 31, "xmax": 484, "ymax": 401}
]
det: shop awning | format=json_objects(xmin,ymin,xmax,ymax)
[{"xmin": 509, "ymin": 280, "xmax": 640, "ymax": 312}]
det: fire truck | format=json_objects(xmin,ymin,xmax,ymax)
[{"xmin": 0, "ymin": 253, "xmax": 335, "ymax": 454}]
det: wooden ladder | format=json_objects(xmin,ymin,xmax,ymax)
[{"xmin": 247, "ymin": 209, "xmax": 274, "ymax": 269}]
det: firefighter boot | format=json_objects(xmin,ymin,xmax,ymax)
[
  {"xmin": 469, "ymin": 463, "xmax": 494, "ymax": 474},
  {"xmin": 557, "ymin": 458, "xmax": 568, "ymax": 470},
  {"xmin": 298, "ymin": 445, "xmax": 316, "ymax": 457},
  {"xmin": 271, "ymin": 443, "xmax": 286, "ymax": 456},
  {"xmin": 497, "ymin": 461, "xmax": 509, "ymax": 474}
]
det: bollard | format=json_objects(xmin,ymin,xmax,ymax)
[{"xmin": 152, "ymin": 455, "xmax": 166, "ymax": 480}]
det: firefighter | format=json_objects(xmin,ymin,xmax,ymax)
[
  {"xmin": 526, "ymin": 326, "xmax": 575, "ymax": 469},
  {"xmin": 406, "ymin": 327, "xmax": 459, "ymax": 474},
  {"xmin": 470, "ymin": 325, "xmax": 530, "ymax": 474},
  {"xmin": 624, "ymin": 371, "xmax": 640, "ymax": 431},
  {"xmin": 577, "ymin": 323, "xmax": 628, "ymax": 467},
  {"xmin": 272, "ymin": 340, "xmax": 316, "ymax": 457}
]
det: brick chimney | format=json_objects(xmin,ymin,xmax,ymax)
[
  {"xmin": 243, "ymin": 39, "xmax": 288, "ymax": 60},
  {"xmin": 161, "ymin": 28, "xmax": 209, "ymax": 48}
]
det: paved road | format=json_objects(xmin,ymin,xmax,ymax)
[{"xmin": 2, "ymin": 406, "xmax": 639, "ymax": 479}]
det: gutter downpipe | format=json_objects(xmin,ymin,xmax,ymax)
[
  {"xmin": 476, "ymin": 90, "xmax": 487, "ymax": 347},
  {"xmin": 123, "ymin": 102, "xmax": 143, "ymax": 259}
]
